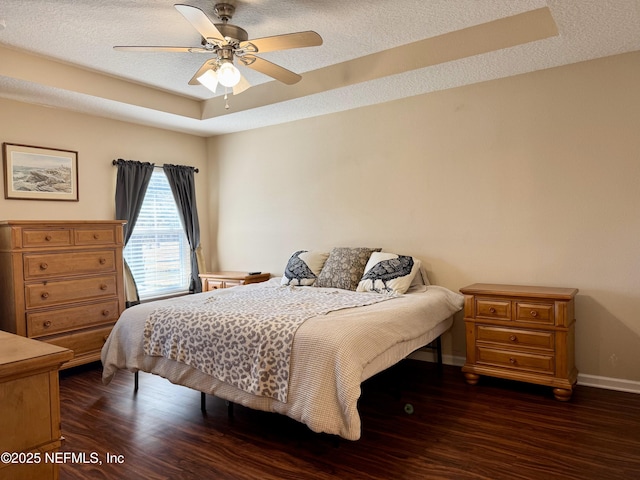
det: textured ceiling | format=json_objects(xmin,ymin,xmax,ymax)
[{"xmin": 0, "ymin": 0, "xmax": 639, "ymax": 136}]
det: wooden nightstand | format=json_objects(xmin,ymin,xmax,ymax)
[
  {"xmin": 199, "ymin": 271, "xmax": 271, "ymax": 291},
  {"xmin": 460, "ymin": 283, "xmax": 578, "ymax": 401}
]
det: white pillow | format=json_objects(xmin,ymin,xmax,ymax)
[
  {"xmin": 356, "ymin": 252, "xmax": 421, "ymax": 295},
  {"xmin": 281, "ymin": 250, "xmax": 329, "ymax": 286}
]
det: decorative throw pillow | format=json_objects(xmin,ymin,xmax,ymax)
[
  {"xmin": 316, "ymin": 247, "xmax": 381, "ymax": 291},
  {"xmin": 356, "ymin": 252, "xmax": 421, "ymax": 295},
  {"xmin": 281, "ymin": 250, "xmax": 329, "ymax": 286}
]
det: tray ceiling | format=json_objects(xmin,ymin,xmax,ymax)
[{"xmin": 0, "ymin": 0, "xmax": 639, "ymax": 136}]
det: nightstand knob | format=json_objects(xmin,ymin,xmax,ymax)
[
  {"xmin": 99, "ymin": 257, "xmax": 107, "ymax": 265},
  {"xmin": 43, "ymin": 320, "xmax": 52, "ymax": 328},
  {"xmin": 102, "ymin": 309, "xmax": 110, "ymax": 316},
  {"xmin": 509, "ymin": 357, "xmax": 517, "ymax": 364},
  {"xmin": 41, "ymin": 292, "xmax": 49, "ymax": 299},
  {"xmin": 45, "ymin": 235, "xmax": 52, "ymax": 241},
  {"xmin": 100, "ymin": 284, "xmax": 108, "ymax": 290},
  {"xmin": 509, "ymin": 335, "xmax": 517, "ymax": 342},
  {"xmin": 530, "ymin": 310, "xmax": 538, "ymax": 317},
  {"xmin": 94, "ymin": 234, "xmax": 100, "ymax": 239},
  {"xmin": 489, "ymin": 307, "xmax": 496, "ymax": 314},
  {"xmin": 40, "ymin": 262, "xmax": 48, "ymax": 270}
]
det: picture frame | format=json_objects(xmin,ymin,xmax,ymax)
[{"xmin": 2, "ymin": 143, "xmax": 79, "ymax": 201}]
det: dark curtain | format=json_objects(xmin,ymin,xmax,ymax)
[
  {"xmin": 163, "ymin": 163, "xmax": 202, "ymax": 293},
  {"xmin": 114, "ymin": 159, "xmax": 155, "ymax": 306}
]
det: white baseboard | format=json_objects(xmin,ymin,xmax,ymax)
[
  {"xmin": 576, "ymin": 373, "xmax": 640, "ymax": 394},
  {"xmin": 408, "ymin": 351, "xmax": 640, "ymax": 395}
]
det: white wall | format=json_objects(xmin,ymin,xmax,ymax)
[
  {"xmin": 209, "ymin": 51, "xmax": 640, "ymax": 383},
  {"xmin": 0, "ymin": 99, "xmax": 210, "ymax": 265}
]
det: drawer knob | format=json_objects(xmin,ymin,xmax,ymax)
[
  {"xmin": 99, "ymin": 257, "xmax": 107, "ymax": 265},
  {"xmin": 41, "ymin": 292, "xmax": 49, "ymax": 299},
  {"xmin": 102, "ymin": 309, "xmax": 110, "ymax": 316},
  {"xmin": 43, "ymin": 320, "xmax": 52, "ymax": 328},
  {"xmin": 40, "ymin": 262, "xmax": 49, "ymax": 270},
  {"xmin": 489, "ymin": 307, "xmax": 496, "ymax": 314},
  {"xmin": 509, "ymin": 335, "xmax": 517, "ymax": 342},
  {"xmin": 94, "ymin": 234, "xmax": 100, "ymax": 239},
  {"xmin": 45, "ymin": 235, "xmax": 52, "ymax": 241},
  {"xmin": 509, "ymin": 357, "xmax": 517, "ymax": 364},
  {"xmin": 530, "ymin": 310, "xmax": 538, "ymax": 317},
  {"xmin": 100, "ymin": 284, "xmax": 108, "ymax": 290}
]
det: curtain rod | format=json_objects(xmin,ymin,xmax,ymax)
[{"xmin": 112, "ymin": 159, "xmax": 199, "ymax": 173}]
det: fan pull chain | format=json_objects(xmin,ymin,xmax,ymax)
[{"xmin": 224, "ymin": 88, "xmax": 230, "ymax": 110}]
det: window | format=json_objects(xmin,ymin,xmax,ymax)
[{"xmin": 124, "ymin": 170, "xmax": 191, "ymax": 300}]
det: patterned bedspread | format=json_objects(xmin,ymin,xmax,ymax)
[{"xmin": 143, "ymin": 284, "xmax": 394, "ymax": 402}]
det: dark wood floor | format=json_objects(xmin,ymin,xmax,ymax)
[{"xmin": 57, "ymin": 360, "xmax": 640, "ymax": 480}]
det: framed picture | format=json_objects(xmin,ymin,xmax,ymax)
[{"xmin": 2, "ymin": 143, "xmax": 79, "ymax": 201}]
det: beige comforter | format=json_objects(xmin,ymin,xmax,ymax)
[{"xmin": 101, "ymin": 279, "xmax": 463, "ymax": 440}]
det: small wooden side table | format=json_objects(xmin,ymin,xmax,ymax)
[
  {"xmin": 0, "ymin": 331, "xmax": 73, "ymax": 479},
  {"xmin": 460, "ymin": 283, "xmax": 578, "ymax": 401},
  {"xmin": 199, "ymin": 271, "xmax": 271, "ymax": 291}
]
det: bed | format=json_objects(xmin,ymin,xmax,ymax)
[{"xmin": 101, "ymin": 249, "xmax": 464, "ymax": 440}]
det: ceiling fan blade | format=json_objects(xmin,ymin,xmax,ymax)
[
  {"xmin": 240, "ymin": 31, "xmax": 322, "ymax": 54},
  {"xmin": 188, "ymin": 59, "xmax": 219, "ymax": 85},
  {"xmin": 240, "ymin": 55, "xmax": 301, "ymax": 85},
  {"xmin": 174, "ymin": 4, "xmax": 225, "ymax": 43},
  {"xmin": 233, "ymin": 74, "xmax": 251, "ymax": 95},
  {"xmin": 113, "ymin": 46, "xmax": 195, "ymax": 53}
]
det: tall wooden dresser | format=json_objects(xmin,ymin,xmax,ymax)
[{"xmin": 0, "ymin": 220, "xmax": 126, "ymax": 369}]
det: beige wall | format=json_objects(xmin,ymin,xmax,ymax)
[
  {"xmin": 0, "ymin": 98, "xmax": 210, "ymax": 266},
  {"xmin": 209, "ymin": 51, "xmax": 640, "ymax": 383}
]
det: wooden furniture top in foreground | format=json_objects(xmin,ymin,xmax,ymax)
[{"xmin": 0, "ymin": 330, "xmax": 74, "ymax": 377}]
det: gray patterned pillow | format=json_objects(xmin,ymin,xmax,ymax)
[
  {"xmin": 280, "ymin": 250, "xmax": 329, "ymax": 286},
  {"xmin": 316, "ymin": 247, "xmax": 381, "ymax": 291}
]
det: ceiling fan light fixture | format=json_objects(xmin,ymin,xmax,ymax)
[
  {"xmin": 197, "ymin": 69, "xmax": 219, "ymax": 93},
  {"xmin": 217, "ymin": 61, "xmax": 241, "ymax": 87}
]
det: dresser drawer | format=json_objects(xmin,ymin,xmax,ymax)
[
  {"xmin": 27, "ymin": 300, "xmax": 120, "ymax": 337},
  {"xmin": 476, "ymin": 325, "xmax": 554, "ymax": 351},
  {"xmin": 24, "ymin": 250, "xmax": 116, "ymax": 279},
  {"xmin": 515, "ymin": 301, "xmax": 555, "ymax": 325},
  {"xmin": 476, "ymin": 298, "xmax": 511, "ymax": 320},
  {"xmin": 74, "ymin": 227, "xmax": 118, "ymax": 245},
  {"xmin": 25, "ymin": 275, "xmax": 117, "ymax": 309},
  {"xmin": 22, "ymin": 228, "xmax": 72, "ymax": 247},
  {"xmin": 46, "ymin": 325, "xmax": 114, "ymax": 357},
  {"xmin": 476, "ymin": 346, "xmax": 554, "ymax": 374}
]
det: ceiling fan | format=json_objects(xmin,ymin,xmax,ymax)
[{"xmin": 114, "ymin": 3, "xmax": 323, "ymax": 98}]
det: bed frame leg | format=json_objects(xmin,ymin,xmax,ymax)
[
  {"xmin": 227, "ymin": 401, "xmax": 234, "ymax": 417},
  {"xmin": 201, "ymin": 392, "xmax": 206, "ymax": 412},
  {"xmin": 436, "ymin": 336, "xmax": 443, "ymax": 366},
  {"xmin": 134, "ymin": 371, "xmax": 139, "ymax": 392}
]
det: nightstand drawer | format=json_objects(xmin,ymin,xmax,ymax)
[
  {"xmin": 476, "ymin": 346, "xmax": 554, "ymax": 374},
  {"xmin": 476, "ymin": 325, "xmax": 554, "ymax": 350},
  {"xmin": 476, "ymin": 298, "xmax": 511, "ymax": 320},
  {"xmin": 515, "ymin": 302, "xmax": 554, "ymax": 325}
]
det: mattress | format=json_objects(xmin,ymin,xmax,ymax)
[{"xmin": 101, "ymin": 279, "xmax": 464, "ymax": 440}]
